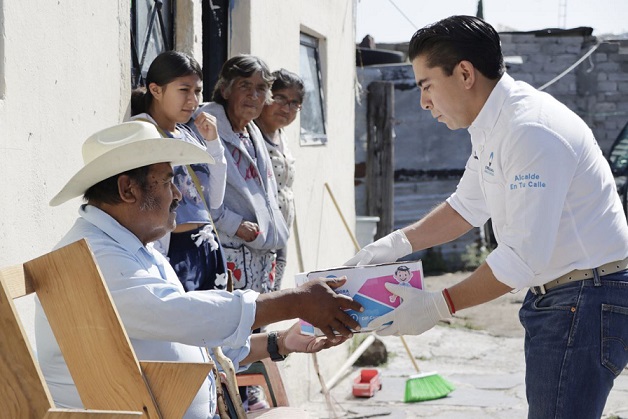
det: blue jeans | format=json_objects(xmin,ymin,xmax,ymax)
[{"xmin": 519, "ymin": 269, "xmax": 628, "ymax": 419}]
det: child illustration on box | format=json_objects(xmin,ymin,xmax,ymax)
[{"xmin": 389, "ymin": 265, "xmax": 412, "ymax": 303}]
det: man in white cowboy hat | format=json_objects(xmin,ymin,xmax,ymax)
[{"xmin": 36, "ymin": 121, "xmax": 363, "ymax": 418}]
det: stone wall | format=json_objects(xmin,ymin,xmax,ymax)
[{"xmin": 501, "ymin": 32, "xmax": 628, "ymax": 151}]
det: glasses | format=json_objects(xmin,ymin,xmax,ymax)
[{"xmin": 272, "ymin": 95, "xmax": 302, "ymax": 111}]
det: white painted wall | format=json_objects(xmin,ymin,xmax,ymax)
[{"xmin": 0, "ymin": 1, "xmax": 130, "ymax": 266}]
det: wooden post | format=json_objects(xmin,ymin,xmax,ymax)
[{"xmin": 366, "ymin": 81, "xmax": 395, "ymax": 239}]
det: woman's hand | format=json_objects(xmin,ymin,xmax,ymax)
[
  {"xmin": 194, "ymin": 112, "xmax": 219, "ymax": 142},
  {"xmin": 236, "ymin": 221, "xmax": 260, "ymax": 242},
  {"xmin": 278, "ymin": 322, "xmax": 348, "ymax": 356}
]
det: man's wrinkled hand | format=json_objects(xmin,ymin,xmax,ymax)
[
  {"xmin": 368, "ymin": 284, "xmax": 451, "ymax": 336},
  {"xmin": 295, "ymin": 277, "xmax": 363, "ymax": 341},
  {"xmin": 344, "ymin": 230, "xmax": 413, "ymax": 266}
]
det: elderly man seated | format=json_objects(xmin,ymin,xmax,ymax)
[{"xmin": 35, "ymin": 121, "xmax": 362, "ymax": 418}]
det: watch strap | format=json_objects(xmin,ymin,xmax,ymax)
[{"xmin": 267, "ymin": 331, "xmax": 287, "ymax": 362}]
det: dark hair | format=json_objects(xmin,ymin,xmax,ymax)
[
  {"xmin": 271, "ymin": 69, "xmax": 306, "ymax": 103},
  {"xmin": 212, "ymin": 54, "xmax": 275, "ymax": 105},
  {"xmin": 395, "ymin": 265, "xmax": 411, "ymax": 274},
  {"xmin": 408, "ymin": 15, "xmax": 504, "ymax": 80},
  {"xmin": 84, "ymin": 165, "xmax": 151, "ymax": 205},
  {"xmin": 131, "ymin": 51, "xmax": 203, "ymax": 115}
]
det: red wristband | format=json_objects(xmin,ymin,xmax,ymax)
[{"xmin": 442, "ymin": 288, "xmax": 456, "ymax": 314}]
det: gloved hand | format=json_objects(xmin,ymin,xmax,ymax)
[
  {"xmin": 344, "ymin": 229, "xmax": 412, "ymax": 266},
  {"xmin": 368, "ymin": 284, "xmax": 451, "ymax": 336}
]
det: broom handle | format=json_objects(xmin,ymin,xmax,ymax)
[
  {"xmin": 400, "ymin": 336, "xmax": 421, "ymax": 373},
  {"xmin": 324, "ymin": 182, "xmax": 361, "ymax": 251},
  {"xmin": 326, "ymin": 334, "xmax": 376, "ymax": 390}
]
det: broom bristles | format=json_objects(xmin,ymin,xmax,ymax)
[{"xmin": 404, "ymin": 371, "xmax": 455, "ymax": 403}]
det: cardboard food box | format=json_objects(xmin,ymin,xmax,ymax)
[{"xmin": 296, "ymin": 260, "xmax": 423, "ymax": 335}]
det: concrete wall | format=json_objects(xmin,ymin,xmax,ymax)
[{"xmin": 229, "ymin": 0, "xmax": 358, "ymax": 404}]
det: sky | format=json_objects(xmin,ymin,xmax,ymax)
[{"xmin": 356, "ymin": 0, "xmax": 628, "ymax": 44}]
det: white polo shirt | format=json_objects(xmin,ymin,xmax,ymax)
[{"xmin": 447, "ymin": 73, "xmax": 628, "ymax": 289}]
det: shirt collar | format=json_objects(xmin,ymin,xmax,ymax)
[
  {"xmin": 468, "ymin": 73, "xmax": 516, "ymax": 145},
  {"xmin": 80, "ymin": 204, "xmax": 146, "ymax": 255}
]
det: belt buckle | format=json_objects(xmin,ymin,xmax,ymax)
[{"xmin": 531, "ymin": 284, "xmax": 546, "ymax": 295}]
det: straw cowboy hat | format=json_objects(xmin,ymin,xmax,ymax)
[{"xmin": 50, "ymin": 121, "xmax": 214, "ymax": 206}]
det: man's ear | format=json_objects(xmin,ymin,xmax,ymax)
[
  {"xmin": 117, "ymin": 175, "xmax": 139, "ymax": 203},
  {"xmin": 458, "ymin": 60, "xmax": 476, "ymax": 89}
]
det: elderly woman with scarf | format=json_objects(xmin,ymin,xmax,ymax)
[
  {"xmin": 193, "ymin": 55, "xmax": 289, "ymax": 295},
  {"xmin": 193, "ymin": 54, "xmax": 290, "ymax": 412}
]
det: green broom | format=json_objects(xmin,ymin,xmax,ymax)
[{"xmin": 400, "ymin": 336, "xmax": 455, "ymax": 402}]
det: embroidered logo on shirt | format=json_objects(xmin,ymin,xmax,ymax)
[
  {"xmin": 484, "ymin": 152, "xmax": 495, "ymax": 176},
  {"xmin": 509, "ymin": 173, "xmax": 547, "ymax": 190}
]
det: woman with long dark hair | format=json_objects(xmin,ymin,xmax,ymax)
[{"xmin": 131, "ymin": 50, "xmax": 228, "ymax": 292}]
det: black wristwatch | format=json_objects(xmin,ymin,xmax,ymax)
[{"xmin": 267, "ymin": 331, "xmax": 287, "ymax": 362}]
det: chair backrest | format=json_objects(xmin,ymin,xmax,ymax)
[
  {"xmin": 0, "ymin": 254, "xmax": 141, "ymax": 418},
  {"xmin": 1, "ymin": 239, "xmax": 212, "ymax": 418},
  {"xmin": 0, "ymin": 264, "xmax": 56, "ymax": 418}
]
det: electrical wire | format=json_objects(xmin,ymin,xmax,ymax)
[
  {"xmin": 538, "ymin": 42, "xmax": 600, "ymax": 91},
  {"xmin": 387, "ymin": 0, "xmax": 419, "ymax": 30}
]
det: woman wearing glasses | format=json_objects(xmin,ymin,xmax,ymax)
[{"xmin": 254, "ymin": 69, "xmax": 304, "ymax": 292}]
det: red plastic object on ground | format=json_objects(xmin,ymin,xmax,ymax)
[{"xmin": 352, "ymin": 368, "xmax": 382, "ymax": 398}]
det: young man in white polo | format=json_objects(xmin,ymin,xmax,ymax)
[{"xmin": 347, "ymin": 15, "xmax": 628, "ymax": 419}]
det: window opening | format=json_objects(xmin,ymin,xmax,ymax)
[
  {"xmin": 131, "ymin": 0, "xmax": 174, "ymax": 88},
  {"xmin": 299, "ymin": 33, "xmax": 327, "ymax": 146}
]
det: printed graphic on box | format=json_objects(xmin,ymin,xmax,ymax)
[{"xmin": 297, "ymin": 261, "xmax": 423, "ymax": 335}]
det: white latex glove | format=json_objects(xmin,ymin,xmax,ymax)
[
  {"xmin": 344, "ymin": 229, "xmax": 413, "ymax": 266},
  {"xmin": 368, "ymin": 283, "xmax": 451, "ymax": 336}
]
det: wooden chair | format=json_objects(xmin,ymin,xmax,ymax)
[
  {"xmin": 0, "ymin": 239, "xmax": 212, "ymax": 418},
  {"xmin": 236, "ymin": 359, "xmax": 289, "ymax": 408},
  {"xmin": 0, "ymin": 251, "xmax": 140, "ymax": 418}
]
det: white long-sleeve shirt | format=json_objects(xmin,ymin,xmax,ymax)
[
  {"xmin": 447, "ymin": 74, "xmax": 628, "ymax": 289},
  {"xmin": 35, "ymin": 205, "xmax": 258, "ymax": 418}
]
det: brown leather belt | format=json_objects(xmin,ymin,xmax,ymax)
[{"xmin": 531, "ymin": 256, "xmax": 628, "ymax": 295}]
